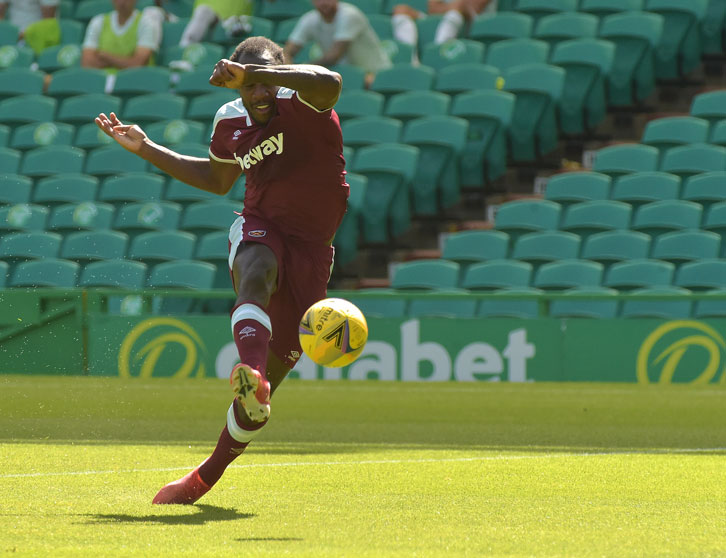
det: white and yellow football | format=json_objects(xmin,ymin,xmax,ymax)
[{"xmin": 298, "ymin": 298, "xmax": 368, "ymax": 367}]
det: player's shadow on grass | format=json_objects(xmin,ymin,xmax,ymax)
[{"xmin": 86, "ymin": 504, "xmax": 252, "ymax": 526}]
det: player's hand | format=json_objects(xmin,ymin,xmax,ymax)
[
  {"xmin": 94, "ymin": 112, "xmax": 148, "ymax": 154},
  {"xmin": 209, "ymin": 59, "xmax": 246, "ymax": 89}
]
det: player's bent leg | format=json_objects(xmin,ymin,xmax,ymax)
[{"xmin": 152, "ymin": 467, "xmax": 211, "ymax": 505}]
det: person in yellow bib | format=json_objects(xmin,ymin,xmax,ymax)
[
  {"xmin": 179, "ymin": 0, "xmax": 254, "ymax": 47},
  {"xmin": 81, "ymin": 0, "xmax": 162, "ymax": 70}
]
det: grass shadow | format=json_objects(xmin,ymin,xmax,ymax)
[{"xmin": 84, "ymin": 504, "xmax": 253, "ymax": 526}]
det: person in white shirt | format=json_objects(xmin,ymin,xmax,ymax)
[
  {"xmin": 0, "ymin": 0, "xmax": 58, "ymax": 32},
  {"xmin": 284, "ymin": 0, "xmax": 391, "ymax": 83},
  {"xmin": 81, "ymin": 0, "xmax": 162, "ymax": 70}
]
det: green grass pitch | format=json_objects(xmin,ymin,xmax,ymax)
[{"xmin": 1, "ymin": 376, "xmax": 725, "ymax": 557}]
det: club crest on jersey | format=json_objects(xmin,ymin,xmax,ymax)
[
  {"xmin": 235, "ymin": 132, "xmax": 284, "ymax": 170},
  {"xmin": 248, "ymin": 230, "xmax": 266, "ymax": 237}
]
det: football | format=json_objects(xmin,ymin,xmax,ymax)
[{"xmin": 298, "ymin": 298, "xmax": 368, "ymax": 367}]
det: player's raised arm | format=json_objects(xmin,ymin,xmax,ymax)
[
  {"xmin": 94, "ymin": 112, "xmax": 241, "ymax": 195},
  {"xmin": 210, "ymin": 59, "xmax": 342, "ymax": 112}
]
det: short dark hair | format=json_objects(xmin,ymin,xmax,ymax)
[{"xmin": 230, "ymin": 36, "xmax": 285, "ymax": 64}]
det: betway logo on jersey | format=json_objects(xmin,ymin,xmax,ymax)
[{"xmin": 235, "ymin": 132, "xmax": 284, "ymax": 170}]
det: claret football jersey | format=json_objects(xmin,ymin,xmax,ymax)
[{"xmin": 209, "ymin": 88, "xmax": 349, "ymax": 244}]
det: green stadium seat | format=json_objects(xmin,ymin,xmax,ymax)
[
  {"xmin": 60, "ymin": 230, "xmax": 129, "ymax": 264},
  {"xmin": 660, "ymin": 143, "xmax": 726, "ymax": 179},
  {"xmin": 631, "ymin": 200, "xmax": 703, "ymax": 238},
  {"xmin": 0, "ymin": 68, "xmax": 44, "ymax": 99},
  {"xmin": 333, "ymin": 172, "xmax": 367, "ymax": 267},
  {"xmin": 690, "ymin": 90, "xmax": 726, "ymax": 137},
  {"xmin": 180, "ymin": 199, "xmax": 241, "ymax": 237},
  {"xmin": 516, "ymin": 0, "xmax": 578, "ymax": 25},
  {"xmin": 451, "ymin": 89, "xmax": 514, "ymax": 185},
  {"xmin": 0, "ymin": 204, "xmax": 49, "ymax": 233},
  {"xmin": 174, "ymin": 68, "xmax": 219, "ymax": 98},
  {"xmin": 124, "ymin": 93, "xmax": 187, "ymax": 126},
  {"xmin": 0, "ymin": 45, "xmax": 34, "ymax": 69},
  {"xmin": 57, "ymin": 93, "xmax": 121, "ymax": 125},
  {"xmin": 11, "ymin": 122, "xmax": 75, "ymax": 150},
  {"xmin": 194, "ymin": 230, "xmax": 231, "ymax": 288},
  {"xmin": 591, "ymin": 144, "xmax": 659, "ymax": 179},
  {"xmin": 0, "ymin": 231, "xmax": 62, "ymax": 266},
  {"xmin": 161, "ymin": 41, "xmax": 224, "ymax": 68},
  {"xmin": 384, "ymin": 0, "xmax": 426, "ymax": 12},
  {"xmin": 620, "ymin": 286, "xmax": 692, "ymax": 318},
  {"xmin": 610, "ymin": 171, "xmax": 680, "ymax": 208},
  {"xmin": 551, "ymin": 38, "xmax": 615, "ymax": 135},
  {"xmin": 273, "ymin": 16, "xmax": 300, "ymax": 43},
  {"xmin": 0, "ymin": 261, "xmax": 8, "ymax": 288},
  {"xmin": 367, "ymin": 13, "xmax": 394, "ymax": 41},
  {"xmin": 74, "ymin": 0, "xmax": 111, "ymax": 22},
  {"xmin": 533, "ymin": 259, "xmax": 604, "ymax": 290},
  {"xmin": 257, "ymin": 0, "xmax": 307, "ymax": 21},
  {"xmin": 651, "ymin": 230, "xmax": 720, "ymax": 264},
  {"xmin": 560, "ymin": 200, "xmax": 632, "ymax": 239},
  {"xmin": 701, "ymin": 0, "xmax": 726, "ymax": 54},
  {"xmin": 351, "ymin": 142, "xmax": 419, "ymax": 243},
  {"xmin": 331, "ymin": 64, "xmax": 367, "ymax": 90},
  {"xmin": 98, "ymin": 173, "xmax": 165, "ymax": 206},
  {"xmin": 0, "ymin": 174, "xmax": 32, "ymax": 205},
  {"xmin": 79, "ymin": 259, "xmax": 148, "ymax": 289},
  {"xmin": 494, "ymin": 199, "xmax": 561, "ymax": 241},
  {"xmin": 414, "ymin": 15, "xmax": 444, "ymax": 52},
  {"xmin": 549, "ymin": 287, "xmax": 620, "ymax": 319},
  {"xmin": 162, "ymin": 141, "xmax": 207, "ymax": 160},
  {"xmin": 693, "ymin": 289, "xmax": 726, "ymax": 318},
  {"xmin": 534, "ymin": 12, "xmax": 598, "ymax": 50},
  {"xmin": 391, "ymin": 259, "xmax": 460, "ymax": 290},
  {"xmin": 468, "ymin": 12, "xmax": 534, "ymax": 47},
  {"xmin": 434, "ymin": 63, "xmax": 499, "ymax": 95},
  {"xmin": 48, "ymin": 201, "xmax": 115, "ymax": 233},
  {"xmin": 342, "ymin": 116, "xmax": 402, "ymax": 148},
  {"xmin": 681, "ymin": 171, "xmax": 726, "ymax": 210},
  {"xmin": 581, "ymin": 230, "xmax": 652, "ymax": 269},
  {"xmin": 503, "ymin": 63, "xmax": 565, "ymax": 161},
  {"xmin": 674, "ymin": 259, "xmax": 726, "ymax": 290},
  {"xmin": 0, "ymin": 147, "xmax": 20, "ymax": 174},
  {"xmin": 334, "ymin": 90, "xmax": 385, "ymax": 121},
  {"xmin": 384, "ymin": 90, "xmax": 450, "ymax": 122},
  {"xmin": 645, "ymin": 0, "xmax": 708, "ymax": 79},
  {"xmin": 114, "ymin": 201, "xmax": 183, "ymax": 239},
  {"xmin": 604, "ymin": 259, "xmax": 675, "ymax": 290},
  {"xmin": 710, "ymin": 120, "xmax": 726, "ymax": 148},
  {"xmin": 381, "ymin": 39, "xmax": 416, "ymax": 65},
  {"xmin": 128, "ymin": 230, "xmax": 197, "ymax": 267},
  {"xmin": 143, "ymin": 119, "xmax": 207, "ymax": 146},
  {"xmin": 85, "ymin": 144, "xmax": 148, "ymax": 176},
  {"xmin": 441, "ymin": 230, "xmax": 510, "ymax": 268},
  {"xmin": 485, "ymin": 38, "xmax": 549, "ymax": 71},
  {"xmin": 59, "ymin": 18, "xmax": 85, "ymax": 44},
  {"xmin": 0, "ymin": 21, "xmax": 19, "ymax": 46},
  {"xmin": 0, "ymin": 95, "xmax": 57, "ymax": 126},
  {"xmin": 348, "ymin": 0, "xmax": 384, "ymax": 14},
  {"xmin": 36, "ymin": 43, "xmax": 82, "ymax": 72},
  {"xmin": 408, "ymin": 291, "xmax": 478, "ymax": 318},
  {"xmin": 641, "ymin": 117, "xmax": 709, "ymax": 161},
  {"xmin": 346, "ymin": 289, "xmax": 407, "ymax": 318},
  {"xmin": 0, "ymin": 123, "xmax": 9, "ymax": 147},
  {"xmin": 544, "ymin": 171, "xmax": 611, "ymax": 207},
  {"xmin": 421, "ymin": 39, "xmax": 485, "ymax": 70},
  {"xmin": 401, "ymin": 115, "xmax": 468, "ymax": 214},
  {"xmin": 33, "ymin": 174, "xmax": 99, "ymax": 207},
  {"xmin": 147, "ymin": 260, "xmax": 217, "ymax": 314},
  {"xmin": 511, "ymin": 231, "xmax": 581, "ymax": 270},
  {"xmin": 598, "ymin": 11, "xmax": 663, "ymax": 106},
  {"xmin": 74, "ymin": 122, "xmax": 114, "ymax": 149},
  {"xmin": 20, "ymin": 145, "xmax": 86, "ymax": 177},
  {"xmin": 461, "ymin": 260, "xmax": 533, "ymax": 290},
  {"xmin": 10, "ymin": 258, "xmax": 80, "ymax": 287},
  {"xmin": 165, "ymin": 177, "xmax": 220, "ymax": 206},
  {"xmin": 161, "ymin": 19, "xmax": 189, "ymax": 50},
  {"xmin": 369, "ymin": 64, "xmax": 435, "ymax": 97},
  {"xmin": 476, "ymin": 287, "xmax": 543, "ymax": 318},
  {"xmin": 46, "ymin": 67, "xmax": 107, "ymax": 99},
  {"xmin": 580, "ymin": 0, "xmax": 644, "ymax": 21},
  {"xmin": 185, "ymin": 91, "xmax": 239, "ymax": 121}
]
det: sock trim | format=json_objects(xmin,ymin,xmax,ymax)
[
  {"xmin": 226, "ymin": 403, "xmax": 266, "ymax": 443},
  {"xmin": 231, "ymin": 303, "xmax": 272, "ymax": 335}
]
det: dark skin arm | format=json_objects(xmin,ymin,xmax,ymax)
[{"xmin": 209, "ymin": 59, "xmax": 342, "ymax": 111}]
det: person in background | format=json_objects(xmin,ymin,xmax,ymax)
[
  {"xmin": 0, "ymin": 0, "xmax": 60, "ymax": 54},
  {"xmin": 179, "ymin": 0, "xmax": 254, "ymax": 47},
  {"xmin": 284, "ymin": 0, "xmax": 391, "ymax": 86},
  {"xmin": 81, "ymin": 0, "xmax": 162, "ymax": 71},
  {"xmin": 392, "ymin": 0, "xmax": 497, "ymax": 48}
]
